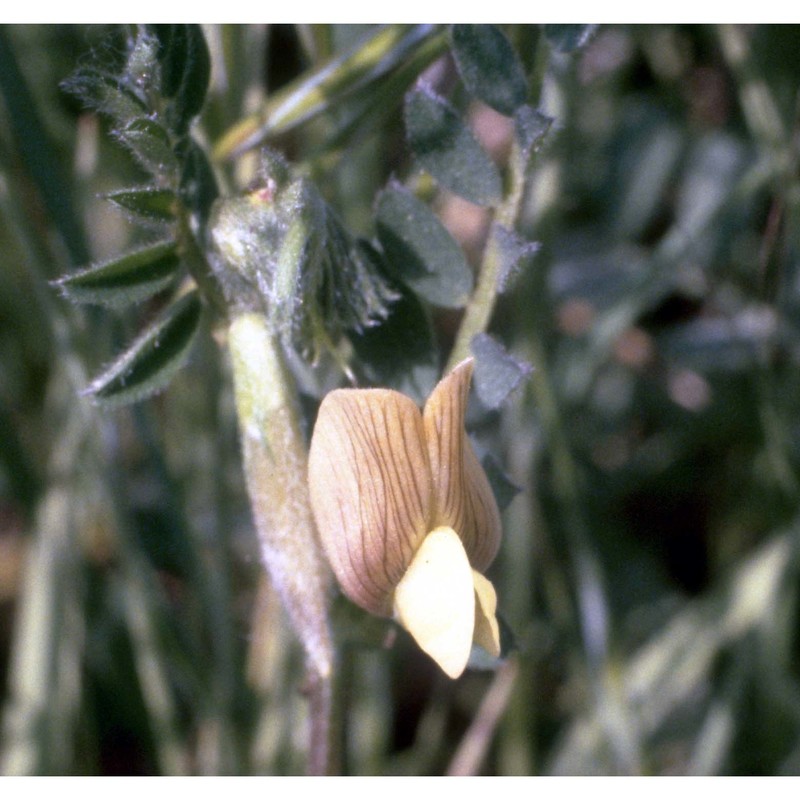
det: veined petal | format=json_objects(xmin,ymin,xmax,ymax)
[
  {"xmin": 392, "ymin": 526, "xmax": 475, "ymax": 679},
  {"xmin": 308, "ymin": 388, "xmax": 433, "ymax": 615},
  {"xmin": 472, "ymin": 570, "xmax": 501, "ymax": 658},
  {"xmin": 423, "ymin": 358, "xmax": 501, "ymax": 570}
]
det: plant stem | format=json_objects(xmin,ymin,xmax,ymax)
[
  {"xmin": 446, "ymin": 116, "xmax": 531, "ymax": 372},
  {"xmin": 447, "ymin": 658, "xmax": 518, "ymax": 775},
  {"xmin": 227, "ymin": 312, "xmax": 335, "ymax": 774}
]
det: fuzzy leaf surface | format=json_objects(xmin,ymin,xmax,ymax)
[
  {"xmin": 350, "ymin": 271, "xmax": 439, "ymax": 404},
  {"xmin": 404, "ymin": 86, "xmax": 502, "ymax": 206},
  {"xmin": 470, "ymin": 333, "xmax": 532, "ymax": 409},
  {"xmin": 152, "ymin": 24, "xmax": 211, "ymax": 135},
  {"xmin": 105, "ymin": 187, "xmax": 178, "ymax": 223},
  {"xmin": 375, "ymin": 182, "xmax": 473, "ymax": 308},
  {"xmin": 83, "ymin": 290, "xmax": 202, "ymax": 406},
  {"xmin": 177, "ymin": 136, "xmax": 218, "ymax": 225},
  {"xmin": 451, "ymin": 24, "xmax": 528, "ymax": 116},
  {"xmin": 514, "ymin": 105, "xmax": 553, "ymax": 163},
  {"xmin": 54, "ymin": 241, "xmax": 181, "ymax": 307},
  {"xmin": 489, "ymin": 224, "xmax": 540, "ymax": 294},
  {"xmin": 114, "ymin": 117, "xmax": 178, "ymax": 179},
  {"xmin": 62, "ymin": 68, "xmax": 149, "ymax": 128}
]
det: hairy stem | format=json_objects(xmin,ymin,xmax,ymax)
[
  {"xmin": 446, "ymin": 118, "xmax": 532, "ymax": 372},
  {"xmin": 228, "ymin": 312, "xmax": 334, "ymax": 774}
]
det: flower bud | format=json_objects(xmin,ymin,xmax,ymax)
[
  {"xmin": 208, "ymin": 148, "xmax": 397, "ymax": 359},
  {"xmin": 308, "ymin": 358, "xmax": 502, "ymax": 678}
]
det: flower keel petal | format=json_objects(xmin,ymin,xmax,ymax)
[
  {"xmin": 472, "ymin": 570, "xmax": 501, "ymax": 658},
  {"xmin": 392, "ymin": 526, "xmax": 475, "ymax": 679}
]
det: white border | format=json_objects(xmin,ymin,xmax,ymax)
[
  {"xmin": 7, "ymin": 4, "xmax": 800, "ymax": 24},
  {"xmin": 1, "ymin": 777, "xmax": 799, "ymax": 795}
]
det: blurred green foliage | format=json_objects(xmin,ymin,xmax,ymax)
[{"xmin": 1, "ymin": 23, "xmax": 800, "ymax": 776}]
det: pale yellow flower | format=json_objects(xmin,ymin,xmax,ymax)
[{"xmin": 308, "ymin": 358, "xmax": 502, "ymax": 678}]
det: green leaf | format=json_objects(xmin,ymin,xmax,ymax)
[
  {"xmin": 489, "ymin": 224, "xmax": 540, "ymax": 293},
  {"xmin": 404, "ymin": 86, "xmax": 502, "ymax": 206},
  {"xmin": 83, "ymin": 290, "xmax": 203, "ymax": 407},
  {"xmin": 514, "ymin": 105, "xmax": 553, "ymax": 161},
  {"xmin": 611, "ymin": 115, "xmax": 683, "ymax": 240},
  {"xmin": 470, "ymin": 332, "xmax": 532, "ymax": 409},
  {"xmin": 375, "ymin": 181, "xmax": 473, "ymax": 308},
  {"xmin": 105, "ymin": 187, "xmax": 178, "ymax": 223},
  {"xmin": 152, "ymin": 24, "xmax": 211, "ymax": 135},
  {"xmin": 349, "ymin": 259, "xmax": 439, "ymax": 404},
  {"xmin": 63, "ymin": 54, "xmax": 179, "ymax": 180},
  {"xmin": 450, "ymin": 25, "xmax": 528, "ymax": 116},
  {"xmin": 177, "ymin": 137, "xmax": 219, "ymax": 225},
  {"xmin": 114, "ymin": 116, "xmax": 178, "ymax": 179},
  {"xmin": 62, "ymin": 67, "xmax": 149, "ymax": 129},
  {"xmin": 543, "ymin": 24, "xmax": 597, "ymax": 53},
  {"xmin": 53, "ymin": 241, "xmax": 182, "ymax": 307}
]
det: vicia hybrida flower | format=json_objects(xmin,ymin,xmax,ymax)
[{"xmin": 308, "ymin": 358, "xmax": 502, "ymax": 678}]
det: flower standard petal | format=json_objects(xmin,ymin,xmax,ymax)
[
  {"xmin": 308, "ymin": 387, "xmax": 434, "ymax": 615},
  {"xmin": 423, "ymin": 358, "xmax": 502, "ymax": 571},
  {"xmin": 392, "ymin": 526, "xmax": 476, "ymax": 679}
]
